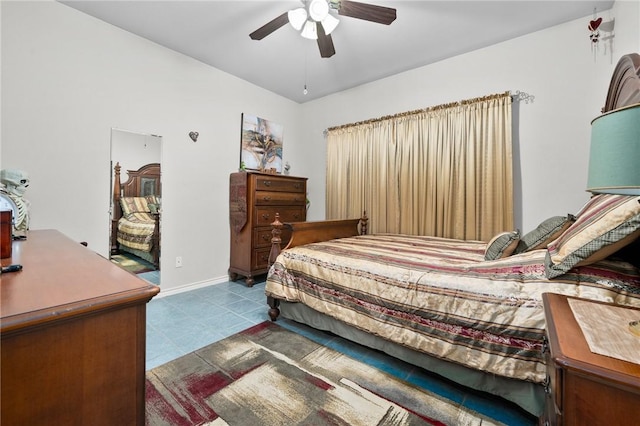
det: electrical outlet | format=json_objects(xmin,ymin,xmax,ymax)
[{"xmin": 175, "ymin": 256, "xmax": 183, "ymax": 268}]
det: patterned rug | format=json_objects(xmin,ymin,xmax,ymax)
[
  {"xmin": 145, "ymin": 322, "xmax": 504, "ymax": 425},
  {"xmin": 111, "ymin": 253, "xmax": 155, "ymax": 274}
]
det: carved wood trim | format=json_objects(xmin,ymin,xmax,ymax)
[{"xmin": 603, "ymin": 53, "xmax": 640, "ymax": 112}]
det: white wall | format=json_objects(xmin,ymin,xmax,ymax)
[
  {"xmin": 2, "ymin": 1, "xmax": 638, "ymax": 293},
  {"xmin": 1, "ymin": 1, "xmax": 305, "ymax": 292},
  {"xmin": 300, "ymin": 0, "xmax": 639, "ymax": 232}
]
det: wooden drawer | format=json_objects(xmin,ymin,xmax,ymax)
[
  {"xmin": 252, "ymin": 247, "xmax": 271, "ymax": 270},
  {"xmin": 255, "ymin": 206, "xmax": 305, "ymax": 227},
  {"xmin": 254, "ymin": 191, "xmax": 306, "ymax": 206},
  {"xmin": 254, "ymin": 227, "xmax": 293, "ymax": 249},
  {"xmin": 253, "ymin": 175, "xmax": 305, "ymax": 193}
]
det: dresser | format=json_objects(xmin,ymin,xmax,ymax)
[
  {"xmin": 229, "ymin": 171, "xmax": 307, "ymax": 286},
  {"xmin": 542, "ymin": 293, "xmax": 640, "ymax": 426},
  {"xmin": 1, "ymin": 230, "xmax": 160, "ymax": 426}
]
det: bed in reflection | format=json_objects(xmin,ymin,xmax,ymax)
[{"xmin": 111, "ymin": 162, "xmax": 161, "ymax": 269}]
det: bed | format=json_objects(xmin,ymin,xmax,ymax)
[
  {"xmin": 264, "ymin": 53, "xmax": 640, "ymax": 418},
  {"xmin": 111, "ymin": 162, "xmax": 161, "ymax": 269}
]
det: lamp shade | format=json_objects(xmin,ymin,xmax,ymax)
[
  {"xmin": 321, "ymin": 13, "xmax": 339, "ymax": 35},
  {"xmin": 301, "ymin": 20, "xmax": 318, "ymax": 39},
  {"xmin": 587, "ymin": 103, "xmax": 640, "ymax": 195},
  {"xmin": 288, "ymin": 8, "xmax": 307, "ymax": 31},
  {"xmin": 308, "ymin": 0, "xmax": 329, "ymax": 21}
]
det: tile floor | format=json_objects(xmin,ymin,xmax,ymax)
[
  {"xmin": 144, "ymin": 278, "xmax": 536, "ymax": 425},
  {"xmin": 146, "ymin": 279, "xmax": 270, "ymax": 369}
]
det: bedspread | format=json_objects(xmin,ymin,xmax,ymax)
[
  {"xmin": 266, "ymin": 234, "xmax": 640, "ymax": 384},
  {"xmin": 117, "ymin": 212, "xmax": 156, "ymax": 252}
]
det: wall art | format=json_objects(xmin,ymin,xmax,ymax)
[{"xmin": 240, "ymin": 113, "xmax": 283, "ymax": 173}]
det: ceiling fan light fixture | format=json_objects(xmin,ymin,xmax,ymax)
[
  {"xmin": 321, "ymin": 13, "xmax": 339, "ymax": 35},
  {"xmin": 308, "ymin": 0, "xmax": 329, "ymax": 22},
  {"xmin": 288, "ymin": 8, "xmax": 307, "ymax": 31},
  {"xmin": 300, "ymin": 20, "xmax": 318, "ymax": 39}
]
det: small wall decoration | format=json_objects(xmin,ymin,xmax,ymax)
[
  {"xmin": 240, "ymin": 113, "xmax": 283, "ymax": 173},
  {"xmin": 189, "ymin": 131, "xmax": 199, "ymax": 142}
]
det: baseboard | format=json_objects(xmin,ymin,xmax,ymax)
[{"xmin": 153, "ymin": 275, "xmax": 230, "ymax": 298}]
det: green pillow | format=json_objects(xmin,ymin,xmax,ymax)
[
  {"xmin": 484, "ymin": 230, "xmax": 520, "ymax": 260},
  {"xmin": 514, "ymin": 214, "xmax": 575, "ymax": 254}
]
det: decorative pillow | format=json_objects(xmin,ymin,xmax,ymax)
[
  {"xmin": 545, "ymin": 194, "xmax": 640, "ymax": 278},
  {"xmin": 120, "ymin": 197, "xmax": 150, "ymax": 215},
  {"xmin": 145, "ymin": 195, "xmax": 161, "ymax": 214},
  {"xmin": 484, "ymin": 230, "xmax": 520, "ymax": 260},
  {"xmin": 145, "ymin": 195, "xmax": 161, "ymax": 206},
  {"xmin": 514, "ymin": 214, "xmax": 576, "ymax": 254}
]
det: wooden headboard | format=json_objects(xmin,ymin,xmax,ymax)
[
  {"xmin": 602, "ymin": 53, "xmax": 640, "ymax": 265},
  {"xmin": 603, "ymin": 53, "xmax": 640, "ymax": 112}
]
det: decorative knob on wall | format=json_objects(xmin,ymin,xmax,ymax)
[{"xmin": 189, "ymin": 131, "xmax": 199, "ymax": 142}]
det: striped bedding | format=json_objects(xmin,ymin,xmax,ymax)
[
  {"xmin": 265, "ymin": 234, "xmax": 640, "ymax": 384},
  {"xmin": 117, "ymin": 212, "xmax": 156, "ymax": 252}
]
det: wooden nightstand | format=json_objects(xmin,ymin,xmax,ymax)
[{"xmin": 542, "ymin": 293, "xmax": 640, "ymax": 426}]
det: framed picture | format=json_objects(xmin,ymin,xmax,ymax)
[{"xmin": 240, "ymin": 113, "xmax": 283, "ymax": 173}]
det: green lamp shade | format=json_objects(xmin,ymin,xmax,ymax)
[{"xmin": 587, "ymin": 103, "xmax": 640, "ymax": 195}]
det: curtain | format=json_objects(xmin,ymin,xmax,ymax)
[{"xmin": 326, "ymin": 93, "xmax": 513, "ymax": 241}]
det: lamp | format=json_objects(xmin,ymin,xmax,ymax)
[
  {"xmin": 587, "ymin": 103, "xmax": 640, "ymax": 195},
  {"xmin": 300, "ymin": 20, "xmax": 318, "ymax": 40},
  {"xmin": 320, "ymin": 13, "xmax": 339, "ymax": 35},
  {"xmin": 308, "ymin": 0, "xmax": 329, "ymax": 21},
  {"xmin": 289, "ymin": 0, "xmax": 339, "ymax": 39},
  {"xmin": 288, "ymin": 8, "xmax": 307, "ymax": 31}
]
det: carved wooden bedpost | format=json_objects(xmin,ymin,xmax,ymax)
[
  {"xmin": 110, "ymin": 163, "xmax": 122, "ymax": 254},
  {"xmin": 360, "ymin": 211, "xmax": 368, "ymax": 235},
  {"xmin": 267, "ymin": 213, "xmax": 282, "ymax": 321},
  {"xmin": 268, "ymin": 213, "xmax": 283, "ymax": 266}
]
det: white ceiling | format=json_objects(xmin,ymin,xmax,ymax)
[{"xmin": 59, "ymin": 1, "xmax": 615, "ymax": 103}]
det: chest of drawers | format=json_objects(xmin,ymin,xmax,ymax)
[{"xmin": 229, "ymin": 171, "xmax": 307, "ymax": 286}]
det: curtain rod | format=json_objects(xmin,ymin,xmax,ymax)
[{"xmin": 325, "ymin": 90, "xmax": 533, "ymax": 133}]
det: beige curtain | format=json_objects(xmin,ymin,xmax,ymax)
[{"xmin": 326, "ymin": 93, "xmax": 513, "ymax": 241}]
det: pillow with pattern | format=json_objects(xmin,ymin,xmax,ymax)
[
  {"xmin": 484, "ymin": 230, "xmax": 520, "ymax": 260},
  {"xmin": 545, "ymin": 194, "xmax": 640, "ymax": 278},
  {"xmin": 120, "ymin": 197, "xmax": 150, "ymax": 215},
  {"xmin": 514, "ymin": 214, "xmax": 576, "ymax": 254}
]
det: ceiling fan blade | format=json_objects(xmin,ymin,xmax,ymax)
[
  {"xmin": 249, "ymin": 12, "xmax": 289, "ymax": 40},
  {"xmin": 316, "ymin": 23, "xmax": 336, "ymax": 58},
  {"xmin": 338, "ymin": 0, "xmax": 396, "ymax": 25}
]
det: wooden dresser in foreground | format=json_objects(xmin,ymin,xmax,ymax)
[
  {"xmin": 1, "ymin": 230, "xmax": 160, "ymax": 426},
  {"xmin": 229, "ymin": 171, "xmax": 307, "ymax": 286},
  {"xmin": 542, "ymin": 293, "xmax": 640, "ymax": 426}
]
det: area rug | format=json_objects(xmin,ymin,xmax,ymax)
[
  {"xmin": 111, "ymin": 253, "xmax": 154, "ymax": 274},
  {"xmin": 145, "ymin": 321, "xmax": 504, "ymax": 426}
]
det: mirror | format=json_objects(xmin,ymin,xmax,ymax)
[{"xmin": 109, "ymin": 128, "xmax": 162, "ymax": 285}]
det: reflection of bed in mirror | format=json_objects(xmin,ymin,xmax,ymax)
[{"xmin": 111, "ymin": 162, "xmax": 161, "ymax": 269}]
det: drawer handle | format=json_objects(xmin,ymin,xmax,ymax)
[
  {"xmin": 260, "ymin": 253, "xmax": 269, "ymax": 261},
  {"xmin": 294, "ymin": 183, "xmax": 301, "ymax": 189},
  {"xmin": 262, "ymin": 213, "xmax": 271, "ymax": 220},
  {"xmin": 293, "ymin": 213, "xmax": 300, "ymax": 219},
  {"xmin": 264, "ymin": 181, "xmax": 271, "ymax": 187},
  {"xmin": 263, "ymin": 196, "xmax": 272, "ymax": 201},
  {"xmin": 262, "ymin": 234, "xmax": 270, "ymax": 241}
]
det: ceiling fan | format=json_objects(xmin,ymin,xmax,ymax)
[{"xmin": 249, "ymin": 0, "xmax": 396, "ymax": 58}]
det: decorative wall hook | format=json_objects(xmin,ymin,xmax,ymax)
[{"xmin": 189, "ymin": 131, "xmax": 199, "ymax": 142}]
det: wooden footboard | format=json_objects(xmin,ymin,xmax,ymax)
[{"xmin": 267, "ymin": 212, "xmax": 368, "ymax": 321}]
